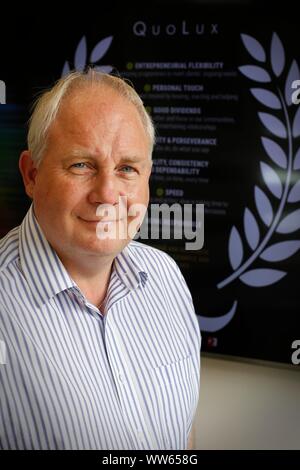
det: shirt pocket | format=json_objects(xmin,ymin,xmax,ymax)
[{"xmin": 151, "ymin": 354, "xmax": 193, "ymax": 450}]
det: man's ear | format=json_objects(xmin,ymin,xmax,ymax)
[{"xmin": 19, "ymin": 150, "xmax": 38, "ymax": 199}]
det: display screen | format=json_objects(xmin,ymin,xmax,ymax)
[{"xmin": 0, "ymin": 1, "xmax": 299, "ymax": 364}]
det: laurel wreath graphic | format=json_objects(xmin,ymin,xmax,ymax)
[
  {"xmin": 217, "ymin": 32, "xmax": 300, "ymax": 289},
  {"xmin": 61, "ymin": 35, "xmax": 113, "ymax": 76},
  {"xmin": 199, "ymin": 32, "xmax": 300, "ymax": 332}
]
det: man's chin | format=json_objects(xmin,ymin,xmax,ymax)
[{"xmin": 77, "ymin": 237, "xmax": 130, "ymax": 258}]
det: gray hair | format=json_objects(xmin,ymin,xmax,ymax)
[{"xmin": 28, "ymin": 70, "xmax": 155, "ymax": 165}]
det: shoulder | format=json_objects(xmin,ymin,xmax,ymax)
[
  {"xmin": 0, "ymin": 226, "xmax": 20, "ymax": 318},
  {"xmin": 127, "ymin": 241, "xmax": 201, "ymax": 354},
  {"xmin": 0, "ymin": 226, "xmax": 20, "ymax": 274}
]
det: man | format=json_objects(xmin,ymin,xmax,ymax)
[{"xmin": 0, "ymin": 70, "xmax": 201, "ymax": 450}]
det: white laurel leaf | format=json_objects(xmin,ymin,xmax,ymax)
[
  {"xmin": 276, "ymin": 209, "xmax": 300, "ymax": 234},
  {"xmin": 270, "ymin": 32, "xmax": 285, "ymax": 77},
  {"xmin": 229, "ymin": 226, "xmax": 244, "ymax": 270},
  {"xmin": 260, "ymin": 162, "xmax": 283, "ymax": 199},
  {"xmin": 260, "ymin": 241, "xmax": 300, "ymax": 262},
  {"xmin": 241, "ymin": 34, "xmax": 266, "ymax": 62},
  {"xmin": 90, "ymin": 36, "xmax": 113, "ymax": 63},
  {"xmin": 244, "ymin": 208, "xmax": 260, "ymax": 250},
  {"xmin": 254, "ymin": 186, "xmax": 274, "ymax": 227},
  {"xmin": 294, "ymin": 147, "xmax": 300, "ymax": 170},
  {"xmin": 258, "ymin": 113, "xmax": 287, "ymax": 139},
  {"xmin": 239, "ymin": 65, "xmax": 271, "ymax": 82},
  {"xmin": 239, "ymin": 269, "xmax": 286, "ymax": 287},
  {"xmin": 261, "ymin": 137, "xmax": 287, "ymax": 169},
  {"xmin": 74, "ymin": 36, "xmax": 87, "ymax": 71},
  {"xmin": 287, "ymin": 180, "xmax": 300, "ymax": 203},
  {"xmin": 250, "ymin": 88, "xmax": 281, "ymax": 109},
  {"xmin": 62, "ymin": 61, "xmax": 70, "ymax": 77}
]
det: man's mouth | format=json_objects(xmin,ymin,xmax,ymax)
[{"xmin": 78, "ymin": 217, "xmax": 124, "ymax": 223}]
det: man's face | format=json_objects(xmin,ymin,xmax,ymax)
[{"xmin": 22, "ymin": 86, "xmax": 152, "ymax": 262}]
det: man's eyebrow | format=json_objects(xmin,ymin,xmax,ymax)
[
  {"xmin": 62, "ymin": 152, "xmax": 147, "ymax": 164},
  {"xmin": 118, "ymin": 155, "xmax": 146, "ymax": 164},
  {"xmin": 61, "ymin": 150, "xmax": 94, "ymax": 162}
]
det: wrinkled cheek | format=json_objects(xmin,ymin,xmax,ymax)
[
  {"xmin": 33, "ymin": 183, "xmax": 71, "ymax": 231},
  {"xmin": 126, "ymin": 181, "xmax": 149, "ymax": 201},
  {"xmin": 32, "ymin": 187, "xmax": 50, "ymax": 220}
]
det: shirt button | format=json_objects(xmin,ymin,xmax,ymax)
[{"xmin": 118, "ymin": 372, "xmax": 124, "ymax": 384}]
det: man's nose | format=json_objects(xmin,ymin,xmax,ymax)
[{"xmin": 87, "ymin": 172, "xmax": 119, "ymax": 206}]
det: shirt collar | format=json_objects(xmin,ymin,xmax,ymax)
[
  {"xmin": 19, "ymin": 204, "xmax": 148, "ymax": 309},
  {"xmin": 19, "ymin": 204, "xmax": 76, "ymax": 308},
  {"xmin": 114, "ymin": 244, "xmax": 148, "ymax": 291}
]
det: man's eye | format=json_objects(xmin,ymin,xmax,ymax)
[
  {"xmin": 71, "ymin": 162, "xmax": 88, "ymax": 169},
  {"xmin": 120, "ymin": 166, "xmax": 136, "ymax": 173}
]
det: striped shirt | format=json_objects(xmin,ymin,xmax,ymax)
[{"xmin": 0, "ymin": 204, "xmax": 201, "ymax": 450}]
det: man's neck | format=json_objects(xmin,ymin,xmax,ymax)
[{"xmin": 58, "ymin": 251, "xmax": 114, "ymax": 310}]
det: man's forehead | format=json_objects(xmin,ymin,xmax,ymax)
[
  {"xmin": 53, "ymin": 88, "xmax": 143, "ymax": 135},
  {"xmin": 45, "ymin": 85, "xmax": 151, "ymax": 158},
  {"xmin": 60, "ymin": 85, "xmax": 133, "ymax": 115}
]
